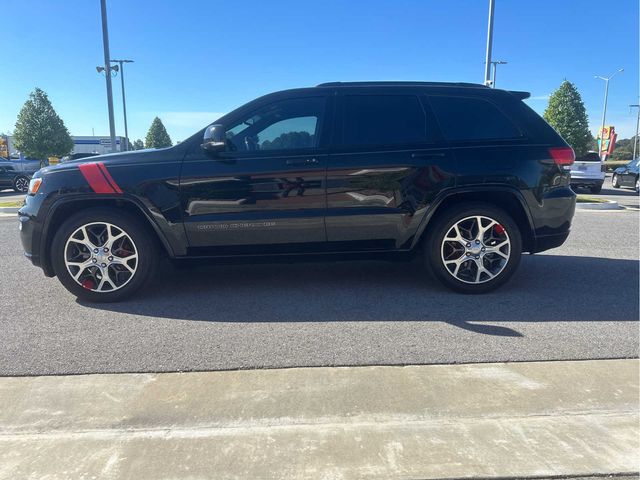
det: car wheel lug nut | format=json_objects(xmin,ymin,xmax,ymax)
[
  {"xmin": 93, "ymin": 249, "xmax": 98, "ymax": 253},
  {"xmin": 101, "ymin": 263, "xmax": 107, "ymax": 267},
  {"xmin": 104, "ymin": 247, "xmax": 108, "ymax": 252},
  {"xmin": 108, "ymin": 256, "xmax": 113, "ymax": 261}
]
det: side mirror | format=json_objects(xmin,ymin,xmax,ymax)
[{"xmin": 201, "ymin": 124, "xmax": 226, "ymax": 152}]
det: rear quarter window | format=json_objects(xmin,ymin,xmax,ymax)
[{"xmin": 429, "ymin": 96, "xmax": 522, "ymax": 142}]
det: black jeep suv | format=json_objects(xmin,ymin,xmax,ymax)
[{"xmin": 19, "ymin": 81, "xmax": 576, "ymax": 301}]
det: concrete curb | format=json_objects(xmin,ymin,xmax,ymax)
[
  {"xmin": 0, "ymin": 359, "xmax": 637, "ymax": 479},
  {"xmin": 576, "ymin": 199, "xmax": 620, "ymax": 210},
  {"xmin": 0, "ymin": 207, "xmax": 19, "ymax": 214}
]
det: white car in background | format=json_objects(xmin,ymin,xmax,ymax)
[{"xmin": 570, "ymin": 151, "xmax": 605, "ymax": 193}]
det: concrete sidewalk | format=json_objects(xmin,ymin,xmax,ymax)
[{"xmin": 1, "ymin": 359, "xmax": 638, "ymax": 479}]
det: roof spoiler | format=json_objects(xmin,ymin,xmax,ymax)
[{"xmin": 509, "ymin": 90, "xmax": 531, "ymax": 100}]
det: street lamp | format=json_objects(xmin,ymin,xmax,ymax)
[
  {"xmin": 99, "ymin": 0, "xmax": 117, "ymax": 153},
  {"xmin": 630, "ymin": 103, "xmax": 639, "ymax": 161},
  {"xmin": 595, "ymin": 68, "xmax": 623, "ymax": 158},
  {"xmin": 111, "ymin": 59, "xmax": 134, "ymax": 151},
  {"xmin": 490, "ymin": 60, "xmax": 507, "ymax": 88},
  {"xmin": 483, "ymin": 0, "xmax": 496, "ymax": 86}
]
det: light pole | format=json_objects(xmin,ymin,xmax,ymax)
[
  {"xmin": 99, "ymin": 0, "xmax": 117, "ymax": 153},
  {"xmin": 490, "ymin": 60, "xmax": 507, "ymax": 88},
  {"xmin": 484, "ymin": 0, "xmax": 496, "ymax": 86},
  {"xmin": 595, "ymin": 68, "xmax": 623, "ymax": 157},
  {"xmin": 111, "ymin": 59, "xmax": 134, "ymax": 151},
  {"xmin": 630, "ymin": 103, "xmax": 640, "ymax": 160}
]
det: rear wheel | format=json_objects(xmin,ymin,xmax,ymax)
[
  {"xmin": 425, "ymin": 203, "xmax": 522, "ymax": 294},
  {"xmin": 612, "ymin": 174, "xmax": 620, "ymax": 188},
  {"xmin": 590, "ymin": 184, "xmax": 602, "ymax": 194},
  {"xmin": 13, "ymin": 175, "xmax": 29, "ymax": 193},
  {"xmin": 51, "ymin": 208, "xmax": 157, "ymax": 302}
]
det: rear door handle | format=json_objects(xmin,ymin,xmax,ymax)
[
  {"xmin": 411, "ymin": 152, "xmax": 446, "ymax": 159},
  {"xmin": 286, "ymin": 158, "xmax": 319, "ymax": 166}
]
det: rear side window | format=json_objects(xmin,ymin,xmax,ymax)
[
  {"xmin": 429, "ymin": 96, "xmax": 521, "ymax": 142},
  {"xmin": 343, "ymin": 95, "xmax": 427, "ymax": 147}
]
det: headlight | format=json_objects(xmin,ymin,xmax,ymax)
[{"xmin": 28, "ymin": 178, "xmax": 42, "ymax": 195}]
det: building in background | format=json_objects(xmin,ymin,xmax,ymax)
[{"xmin": 5, "ymin": 135, "xmax": 126, "ymax": 158}]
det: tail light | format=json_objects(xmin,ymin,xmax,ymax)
[{"xmin": 549, "ymin": 147, "xmax": 575, "ymax": 166}]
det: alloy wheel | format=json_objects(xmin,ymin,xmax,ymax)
[
  {"xmin": 440, "ymin": 215, "xmax": 511, "ymax": 284},
  {"xmin": 64, "ymin": 222, "xmax": 138, "ymax": 292},
  {"xmin": 14, "ymin": 177, "xmax": 29, "ymax": 192}
]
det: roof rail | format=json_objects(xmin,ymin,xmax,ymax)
[{"xmin": 316, "ymin": 81, "xmax": 488, "ymax": 88}]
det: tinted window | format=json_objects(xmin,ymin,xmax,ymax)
[
  {"xmin": 430, "ymin": 96, "xmax": 521, "ymax": 141},
  {"xmin": 343, "ymin": 95, "xmax": 427, "ymax": 147},
  {"xmin": 225, "ymin": 97, "xmax": 324, "ymax": 152}
]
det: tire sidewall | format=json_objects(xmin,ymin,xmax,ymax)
[
  {"xmin": 425, "ymin": 203, "xmax": 522, "ymax": 294},
  {"xmin": 51, "ymin": 208, "xmax": 156, "ymax": 302}
]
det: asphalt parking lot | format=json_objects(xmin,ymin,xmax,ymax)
[{"xmin": 0, "ymin": 176, "xmax": 638, "ymax": 376}]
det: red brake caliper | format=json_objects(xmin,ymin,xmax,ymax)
[
  {"xmin": 81, "ymin": 278, "xmax": 96, "ymax": 290},
  {"xmin": 494, "ymin": 224, "xmax": 506, "ymax": 236}
]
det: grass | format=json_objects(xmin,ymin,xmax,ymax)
[
  {"xmin": 0, "ymin": 201, "xmax": 23, "ymax": 208},
  {"xmin": 576, "ymin": 195, "xmax": 607, "ymax": 203}
]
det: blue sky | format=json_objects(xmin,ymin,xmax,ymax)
[{"xmin": 2, "ymin": 0, "xmax": 638, "ymax": 143}]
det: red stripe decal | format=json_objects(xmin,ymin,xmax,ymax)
[
  {"xmin": 96, "ymin": 162, "xmax": 123, "ymax": 194},
  {"xmin": 78, "ymin": 163, "xmax": 115, "ymax": 194}
]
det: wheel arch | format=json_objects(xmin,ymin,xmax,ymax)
[
  {"xmin": 413, "ymin": 187, "xmax": 535, "ymax": 253},
  {"xmin": 40, "ymin": 196, "xmax": 177, "ymax": 276}
]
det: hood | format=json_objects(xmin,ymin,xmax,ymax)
[{"xmin": 37, "ymin": 145, "xmax": 183, "ymax": 176}]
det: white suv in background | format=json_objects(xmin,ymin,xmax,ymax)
[{"xmin": 570, "ymin": 151, "xmax": 605, "ymax": 193}]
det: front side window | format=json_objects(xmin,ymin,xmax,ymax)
[
  {"xmin": 429, "ymin": 96, "xmax": 521, "ymax": 142},
  {"xmin": 225, "ymin": 97, "xmax": 324, "ymax": 152},
  {"xmin": 342, "ymin": 95, "xmax": 427, "ymax": 147}
]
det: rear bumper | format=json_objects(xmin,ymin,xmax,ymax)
[{"xmin": 570, "ymin": 178, "xmax": 603, "ymax": 188}]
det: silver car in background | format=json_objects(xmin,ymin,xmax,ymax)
[{"xmin": 570, "ymin": 151, "xmax": 605, "ymax": 193}]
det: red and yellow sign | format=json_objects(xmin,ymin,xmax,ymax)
[{"xmin": 597, "ymin": 126, "xmax": 617, "ymax": 157}]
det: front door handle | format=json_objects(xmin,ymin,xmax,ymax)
[
  {"xmin": 286, "ymin": 158, "xmax": 319, "ymax": 166},
  {"xmin": 411, "ymin": 152, "xmax": 446, "ymax": 159}
]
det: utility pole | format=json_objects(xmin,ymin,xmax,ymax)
[
  {"xmin": 111, "ymin": 59, "xmax": 134, "ymax": 151},
  {"xmin": 99, "ymin": 0, "xmax": 117, "ymax": 153},
  {"xmin": 630, "ymin": 103, "xmax": 640, "ymax": 160},
  {"xmin": 484, "ymin": 0, "xmax": 495, "ymax": 86},
  {"xmin": 595, "ymin": 68, "xmax": 623, "ymax": 158},
  {"xmin": 490, "ymin": 60, "xmax": 507, "ymax": 88}
]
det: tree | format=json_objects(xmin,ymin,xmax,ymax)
[
  {"xmin": 144, "ymin": 117, "xmax": 172, "ymax": 148},
  {"xmin": 13, "ymin": 88, "xmax": 73, "ymax": 166},
  {"xmin": 132, "ymin": 139, "xmax": 144, "ymax": 150},
  {"xmin": 543, "ymin": 80, "xmax": 593, "ymax": 157}
]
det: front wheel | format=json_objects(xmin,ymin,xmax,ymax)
[
  {"xmin": 612, "ymin": 174, "xmax": 620, "ymax": 188},
  {"xmin": 425, "ymin": 203, "xmax": 522, "ymax": 294},
  {"xmin": 51, "ymin": 208, "xmax": 157, "ymax": 302}
]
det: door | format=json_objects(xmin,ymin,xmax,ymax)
[
  {"xmin": 0, "ymin": 164, "xmax": 15, "ymax": 187},
  {"xmin": 325, "ymin": 91, "xmax": 455, "ymax": 250},
  {"xmin": 620, "ymin": 160, "xmax": 639, "ymax": 186},
  {"xmin": 180, "ymin": 95, "xmax": 331, "ymax": 254}
]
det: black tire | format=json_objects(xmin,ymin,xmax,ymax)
[
  {"xmin": 424, "ymin": 203, "xmax": 522, "ymax": 294},
  {"xmin": 51, "ymin": 208, "xmax": 157, "ymax": 302},
  {"xmin": 590, "ymin": 184, "xmax": 602, "ymax": 194},
  {"xmin": 612, "ymin": 174, "xmax": 620, "ymax": 188},
  {"xmin": 13, "ymin": 175, "xmax": 29, "ymax": 193}
]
